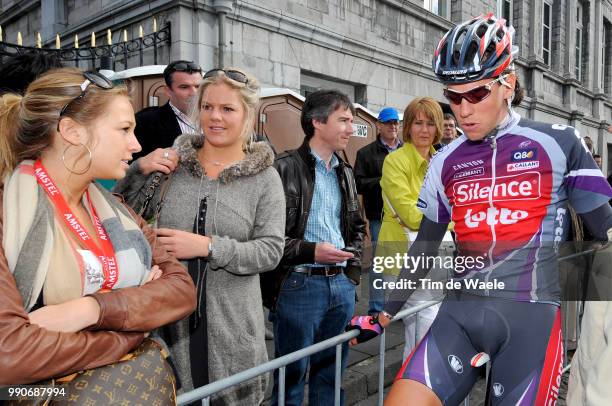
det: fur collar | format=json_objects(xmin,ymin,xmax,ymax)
[{"xmin": 173, "ymin": 134, "xmax": 275, "ymax": 183}]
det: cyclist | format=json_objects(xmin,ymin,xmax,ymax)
[{"xmin": 348, "ymin": 13, "xmax": 612, "ymax": 405}]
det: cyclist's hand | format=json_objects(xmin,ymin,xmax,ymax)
[{"xmin": 346, "ymin": 315, "xmax": 383, "ymax": 345}]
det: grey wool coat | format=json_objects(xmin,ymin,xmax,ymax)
[{"xmin": 114, "ymin": 134, "xmax": 285, "ymax": 405}]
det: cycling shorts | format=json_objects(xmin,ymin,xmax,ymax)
[{"xmin": 396, "ymin": 292, "xmax": 564, "ymax": 405}]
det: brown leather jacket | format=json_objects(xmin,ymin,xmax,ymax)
[{"xmin": 0, "ymin": 187, "xmax": 196, "ymax": 385}]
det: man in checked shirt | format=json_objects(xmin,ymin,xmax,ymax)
[{"xmin": 270, "ymin": 89, "xmax": 366, "ymax": 406}]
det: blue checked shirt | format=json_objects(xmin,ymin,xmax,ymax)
[{"xmin": 303, "ymin": 150, "xmax": 346, "ymax": 267}]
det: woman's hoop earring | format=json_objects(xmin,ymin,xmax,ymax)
[{"xmin": 62, "ymin": 143, "xmax": 93, "ymax": 175}]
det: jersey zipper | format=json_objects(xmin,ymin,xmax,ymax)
[{"xmin": 484, "ymin": 135, "xmax": 498, "ymax": 295}]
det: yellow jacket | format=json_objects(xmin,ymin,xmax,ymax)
[{"xmin": 376, "ymin": 142, "xmax": 436, "ymax": 275}]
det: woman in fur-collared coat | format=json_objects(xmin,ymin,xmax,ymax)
[{"xmin": 114, "ymin": 68, "xmax": 285, "ymax": 405}]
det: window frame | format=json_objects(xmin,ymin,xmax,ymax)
[
  {"xmin": 602, "ymin": 21, "xmax": 610, "ymax": 92},
  {"xmin": 575, "ymin": 3, "xmax": 583, "ymax": 81},
  {"xmin": 423, "ymin": 0, "xmax": 450, "ymax": 19},
  {"xmin": 497, "ymin": 0, "xmax": 512, "ymax": 26},
  {"xmin": 542, "ymin": 0, "xmax": 553, "ymax": 66}
]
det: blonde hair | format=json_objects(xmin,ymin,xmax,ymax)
[
  {"xmin": 401, "ymin": 97, "xmax": 443, "ymax": 145},
  {"xmin": 0, "ymin": 67, "xmax": 129, "ymax": 180},
  {"xmin": 194, "ymin": 68, "xmax": 260, "ymax": 149}
]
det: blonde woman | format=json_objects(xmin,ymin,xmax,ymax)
[
  {"xmin": 375, "ymin": 97, "xmax": 445, "ymax": 359},
  {"xmin": 115, "ymin": 68, "xmax": 285, "ymax": 404},
  {"xmin": 0, "ymin": 68, "xmax": 196, "ymax": 388}
]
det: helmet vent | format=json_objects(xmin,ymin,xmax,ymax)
[
  {"xmin": 452, "ymin": 50, "xmax": 461, "ymax": 65},
  {"xmin": 476, "ymin": 24, "xmax": 488, "ymax": 38},
  {"xmin": 440, "ymin": 42, "xmax": 448, "ymax": 65},
  {"xmin": 482, "ymin": 42, "xmax": 496, "ymax": 63},
  {"xmin": 456, "ymin": 29, "xmax": 467, "ymax": 48},
  {"xmin": 465, "ymin": 42, "xmax": 479, "ymax": 64}
]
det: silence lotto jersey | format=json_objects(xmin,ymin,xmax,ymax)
[{"xmin": 419, "ymin": 112, "xmax": 612, "ymax": 302}]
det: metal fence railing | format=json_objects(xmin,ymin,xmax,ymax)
[
  {"xmin": 0, "ymin": 22, "xmax": 171, "ymax": 70},
  {"xmin": 177, "ymin": 300, "xmax": 449, "ymax": 406},
  {"xmin": 177, "ymin": 247, "xmax": 595, "ymax": 405}
]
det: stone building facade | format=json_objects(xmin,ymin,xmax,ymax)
[{"xmin": 1, "ymin": 0, "xmax": 611, "ymax": 172}]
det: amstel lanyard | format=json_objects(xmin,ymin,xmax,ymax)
[{"xmin": 34, "ymin": 159, "xmax": 119, "ymax": 290}]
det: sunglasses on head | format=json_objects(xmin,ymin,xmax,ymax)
[
  {"xmin": 169, "ymin": 61, "xmax": 202, "ymax": 73},
  {"xmin": 57, "ymin": 71, "xmax": 114, "ymax": 130},
  {"xmin": 203, "ymin": 69, "xmax": 249, "ymax": 85},
  {"xmin": 443, "ymin": 75, "xmax": 507, "ymax": 105}
]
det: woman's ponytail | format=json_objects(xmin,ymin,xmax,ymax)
[{"xmin": 0, "ymin": 94, "xmax": 23, "ymax": 180}]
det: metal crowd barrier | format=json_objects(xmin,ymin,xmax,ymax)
[
  {"xmin": 177, "ymin": 248, "xmax": 595, "ymax": 406},
  {"xmin": 177, "ymin": 300, "xmax": 442, "ymax": 406}
]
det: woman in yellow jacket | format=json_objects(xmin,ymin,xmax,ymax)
[{"xmin": 376, "ymin": 97, "xmax": 445, "ymax": 360}]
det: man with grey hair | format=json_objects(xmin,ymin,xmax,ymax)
[{"xmin": 437, "ymin": 112, "xmax": 458, "ymax": 149}]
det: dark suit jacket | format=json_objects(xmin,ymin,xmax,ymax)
[
  {"xmin": 133, "ymin": 102, "xmax": 182, "ymax": 160},
  {"xmin": 354, "ymin": 136, "xmax": 398, "ymax": 221}
]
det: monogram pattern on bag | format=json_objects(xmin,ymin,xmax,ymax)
[{"xmin": 7, "ymin": 339, "xmax": 176, "ymax": 406}]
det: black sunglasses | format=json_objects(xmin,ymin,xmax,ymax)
[
  {"xmin": 169, "ymin": 61, "xmax": 202, "ymax": 73},
  {"xmin": 57, "ymin": 71, "xmax": 114, "ymax": 129},
  {"xmin": 443, "ymin": 75, "xmax": 507, "ymax": 105},
  {"xmin": 203, "ymin": 69, "xmax": 249, "ymax": 85},
  {"xmin": 381, "ymin": 120, "xmax": 399, "ymax": 126}
]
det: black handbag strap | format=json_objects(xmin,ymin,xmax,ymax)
[{"xmin": 138, "ymin": 171, "xmax": 174, "ymax": 224}]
